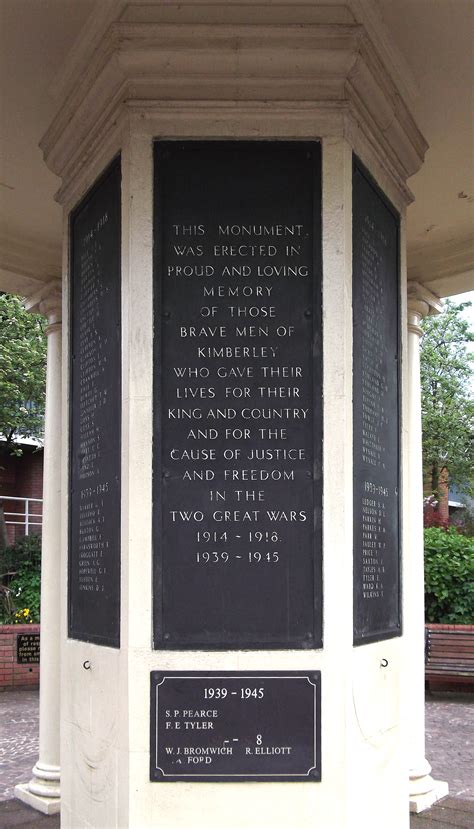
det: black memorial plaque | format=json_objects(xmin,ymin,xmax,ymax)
[
  {"xmin": 150, "ymin": 670, "xmax": 321, "ymax": 782},
  {"xmin": 352, "ymin": 157, "xmax": 401, "ymax": 645},
  {"xmin": 153, "ymin": 142, "xmax": 322, "ymax": 649},
  {"xmin": 17, "ymin": 633, "xmax": 40, "ymax": 664},
  {"xmin": 69, "ymin": 157, "xmax": 122, "ymax": 648}
]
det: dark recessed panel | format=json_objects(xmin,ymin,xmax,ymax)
[
  {"xmin": 150, "ymin": 670, "xmax": 321, "ymax": 782},
  {"xmin": 352, "ymin": 157, "xmax": 401, "ymax": 645},
  {"xmin": 153, "ymin": 142, "xmax": 322, "ymax": 649},
  {"xmin": 16, "ymin": 633, "xmax": 40, "ymax": 664},
  {"xmin": 69, "ymin": 158, "xmax": 121, "ymax": 648}
]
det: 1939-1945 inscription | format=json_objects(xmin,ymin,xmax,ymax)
[
  {"xmin": 69, "ymin": 158, "xmax": 122, "ymax": 648},
  {"xmin": 352, "ymin": 157, "xmax": 401, "ymax": 645},
  {"xmin": 153, "ymin": 142, "xmax": 322, "ymax": 649},
  {"xmin": 150, "ymin": 671, "xmax": 321, "ymax": 782}
]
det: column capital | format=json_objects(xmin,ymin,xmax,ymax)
[
  {"xmin": 23, "ymin": 279, "xmax": 62, "ymax": 330},
  {"xmin": 407, "ymin": 281, "xmax": 442, "ymax": 336}
]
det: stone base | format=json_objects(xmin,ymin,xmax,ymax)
[
  {"xmin": 409, "ymin": 779, "xmax": 449, "ymax": 814},
  {"xmin": 14, "ymin": 783, "xmax": 61, "ymax": 815}
]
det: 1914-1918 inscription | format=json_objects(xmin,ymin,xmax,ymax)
[
  {"xmin": 352, "ymin": 157, "xmax": 401, "ymax": 645},
  {"xmin": 17, "ymin": 633, "xmax": 40, "ymax": 664},
  {"xmin": 69, "ymin": 158, "xmax": 121, "ymax": 648},
  {"xmin": 150, "ymin": 670, "xmax": 321, "ymax": 782},
  {"xmin": 153, "ymin": 142, "xmax": 322, "ymax": 649}
]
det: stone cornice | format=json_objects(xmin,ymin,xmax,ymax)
[
  {"xmin": 348, "ymin": 33, "xmax": 427, "ymax": 177},
  {"xmin": 48, "ymin": 0, "xmax": 420, "ymax": 106},
  {"xmin": 350, "ymin": 0, "xmax": 419, "ymax": 103},
  {"xmin": 40, "ymin": 2, "xmax": 428, "ymax": 207},
  {"xmin": 47, "ymin": 0, "xmax": 127, "ymax": 105}
]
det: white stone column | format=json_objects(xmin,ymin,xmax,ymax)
[
  {"xmin": 405, "ymin": 282, "xmax": 448, "ymax": 813},
  {"xmin": 15, "ymin": 280, "xmax": 62, "ymax": 816}
]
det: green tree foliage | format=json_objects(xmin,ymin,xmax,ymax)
[
  {"xmin": 421, "ymin": 299, "xmax": 474, "ymax": 497},
  {"xmin": 424, "ymin": 528, "xmax": 474, "ymax": 623},
  {"xmin": 0, "ymin": 293, "xmax": 46, "ymax": 453},
  {"xmin": 0, "ymin": 533, "xmax": 42, "ymax": 623}
]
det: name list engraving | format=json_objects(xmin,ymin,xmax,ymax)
[
  {"xmin": 69, "ymin": 158, "xmax": 121, "ymax": 647},
  {"xmin": 150, "ymin": 670, "xmax": 321, "ymax": 782},
  {"xmin": 352, "ymin": 158, "xmax": 401, "ymax": 644},
  {"xmin": 154, "ymin": 142, "xmax": 322, "ymax": 649}
]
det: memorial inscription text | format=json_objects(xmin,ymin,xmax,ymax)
[
  {"xmin": 150, "ymin": 671, "xmax": 321, "ymax": 782},
  {"xmin": 153, "ymin": 143, "xmax": 322, "ymax": 649},
  {"xmin": 69, "ymin": 158, "xmax": 121, "ymax": 647},
  {"xmin": 352, "ymin": 158, "xmax": 401, "ymax": 644}
]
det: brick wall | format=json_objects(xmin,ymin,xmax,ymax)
[
  {"xmin": 0, "ymin": 624, "xmax": 40, "ymax": 690},
  {"xmin": 0, "ymin": 447, "xmax": 43, "ymax": 543},
  {"xmin": 16, "ymin": 451, "xmax": 43, "ymax": 501}
]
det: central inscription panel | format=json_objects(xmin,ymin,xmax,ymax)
[{"xmin": 153, "ymin": 142, "xmax": 322, "ymax": 649}]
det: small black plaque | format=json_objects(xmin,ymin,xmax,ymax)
[
  {"xmin": 69, "ymin": 157, "xmax": 122, "ymax": 648},
  {"xmin": 153, "ymin": 141, "xmax": 322, "ymax": 649},
  {"xmin": 150, "ymin": 670, "xmax": 321, "ymax": 782},
  {"xmin": 352, "ymin": 157, "xmax": 401, "ymax": 645},
  {"xmin": 16, "ymin": 633, "xmax": 40, "ymax": 664}
]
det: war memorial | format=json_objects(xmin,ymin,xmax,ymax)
[{"xmin": 1, "ymin": 1, "xmax": 472, "ymax": 827}]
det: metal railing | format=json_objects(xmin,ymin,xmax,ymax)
[{"xmin": 1, "ymin": 496, "xmax": 43, "ymax": 535}]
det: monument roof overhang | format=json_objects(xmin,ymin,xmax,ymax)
[
  {"xmin": 39, "ymin": 4, "xmax": 427, "ymax": 207},
  {"xmin": 0, "ymin": 0, "xmax": 472, "ymax": 299}
]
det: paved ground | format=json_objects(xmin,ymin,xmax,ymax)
[
  {"xmin": 0, "ymin": 691, "xmax": 39, "ymax": 804},
  {"xmin": 424, "ymin": 694, "xmax": 474, "ymax": 801},
  {"xmin": 412, "ymin": 797, "xmax": 474, "ymax": 829},
  {"xmin": 0, "ymin": 689, "xmax": 473, "ymax": 827},
  {"xmin": 0, "ymin": 800, "xmax": 59, "ymax": 829}
]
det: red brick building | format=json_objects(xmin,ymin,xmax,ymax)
[{"xmin": 0, "ymin": 439, "xmax": 43, "ymax": 544}]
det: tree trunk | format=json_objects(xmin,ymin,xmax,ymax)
[
  {"xmin": 431, "ymin": 462, "xmax": 439, "ymax": 498},
  {"xmin": 437, "ymin": 466, "xmax": 450, "ymax": 525}
]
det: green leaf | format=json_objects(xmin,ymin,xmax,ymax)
[
  {"xmin": 424, "ymin": 528, "xmax": 474, "ymax": 623},
  {"xmin": 0, "ymin": 294, "xmax": 46, "ymax": 452}
]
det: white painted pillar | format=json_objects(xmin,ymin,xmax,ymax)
[
  {"xmin": 405, "ymin": 282, "xmax": 447, "ymax": 813},
  {"xmin": 16, "ymin": 280, "xmax": 62, "ymax": 816}
]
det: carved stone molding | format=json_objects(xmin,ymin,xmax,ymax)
[
  {"xmin": 23, "ymin": 278, "xmax": 62, "ymax": 329},
  {"xmin": 407, "ymin": 281, "xmax": 442, "ymax": 337},
  {"xmin": 39, "ymin": 1, "xmax": 428, "ymax": 208}
]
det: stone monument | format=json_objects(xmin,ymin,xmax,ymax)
[{"xmin": 17, "ymin": 3, "xmax": 449, "ymax": 826}]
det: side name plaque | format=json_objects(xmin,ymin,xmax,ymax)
[
  {"xmin": 150, "ymin": 671, "xmax": 321, "ymax": 782},
  {"xmin": 16, "ymin": 633, "xmax": 40, "ymax": 664},
  {"xmin": 352, "ymin": 157, "xmax": 401, "ymax": 645},
  {"xmin": 69, "ymin": 158, "xmax": 122, "ymax": 648},
  {"xmin": 153, "ymin": 142, "xmax": 322, "ymax": 649}
]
